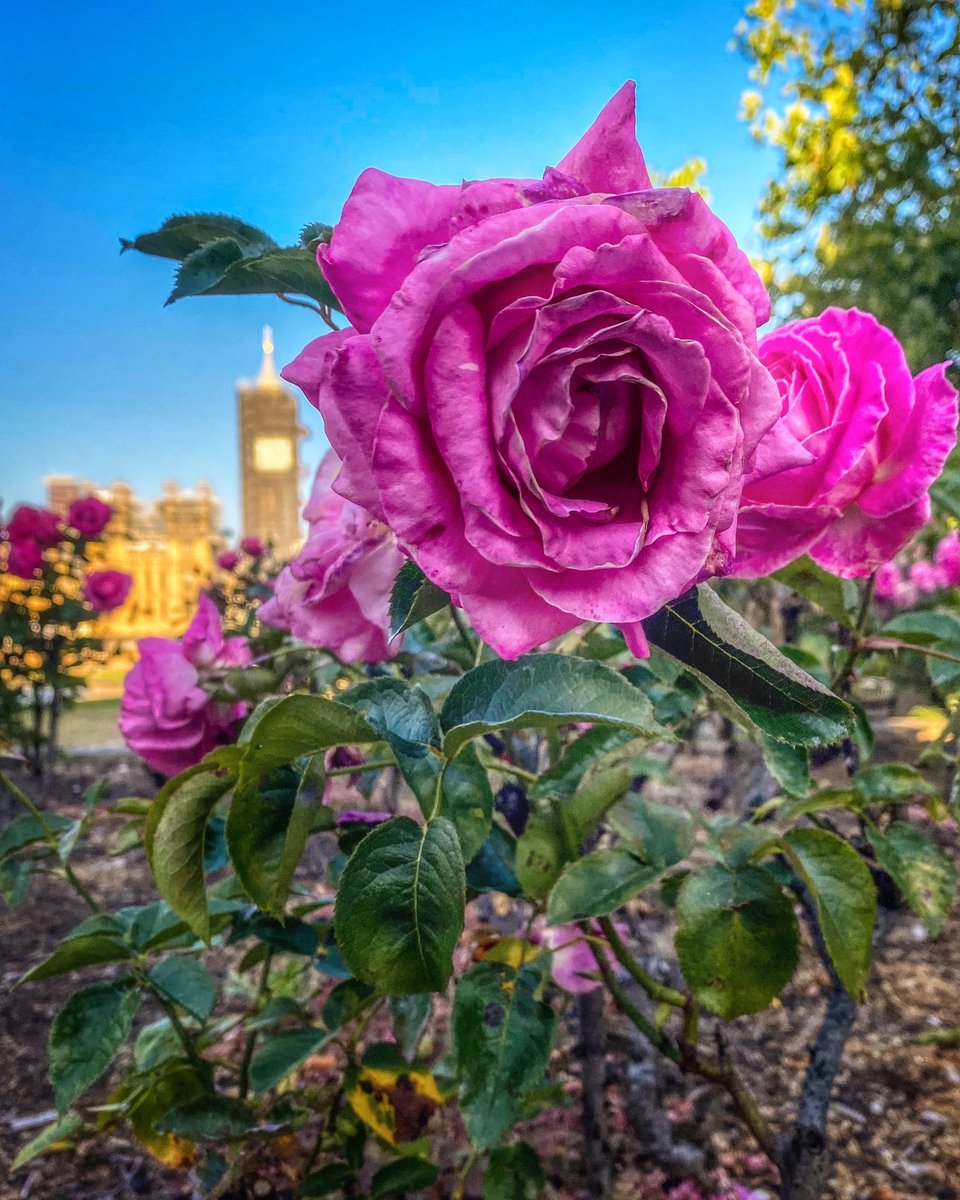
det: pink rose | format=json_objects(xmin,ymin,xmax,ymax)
[
  {"xmin": 67, "ymin": 495, "xmax": 112, "ymax": 538},
  {"xmin": 83, "ymin": 569, "xmax": 133, "ymax": 612},
  {"xmin": 6, "ymin": 505, "xmax": 61, "ymax": 549},
  {"xmin": 731, "ymin": 308, "xmax": 958, "ymax": 578},
  {"xmin": 217, "ymin": 550, "xmax": 241, "ymax": 571},
  {"xmin": 284, "ymin": 83, "xmax": 795, "ymax": 659},
  {"xmin": 119, "ymin": 594, "xmax": 252, "ymax": 776},
  {"xmin": 259, "ymin": 451, "xmax": 403, "ymax": 663},
  {"xmin": 240, "ymin": 537, "xmax": 265, "ymax": 558},
  {"xmin": 6, "ymin": 538, "xmax": 44, "ymax": 579},
  {"xmin": 542, "ymin": 921, "xmax": 627, "ymax": 995},
  {"xmin": 909, "ymin": 559, "xmax": 944, "ymax": 595},
  {"xmin": 935, "ymin": 530, "xmax": 960, "ymax": 588},
  {"xmin": 873, "ymin": 560, "xmax": 904, "ymax": 604}
]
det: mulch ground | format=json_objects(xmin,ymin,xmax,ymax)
[{"xmin": 1, "ymin": 738, "xmax": 959, "ymax": 1200}]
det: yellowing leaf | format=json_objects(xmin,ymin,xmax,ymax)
[{"xmin": 346, "ymin": 1047, "xmax": 441, "ymax": 1145}]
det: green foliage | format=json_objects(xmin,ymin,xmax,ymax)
[
  {"xmin": 546, "ymin": 848, "xmax": 663, "ymax": 924},
  {"xmin": 389, "ymin": 561, "xmax": 451, "ymax": 637},
  {"xmin": 773, "ymin": 557, "xmax": 860, "ymax": 629},
  {"xmin": 452, "ymin": 960, "xmax": 556, "ymax": 1149},
  {"xmin": 334, "ymin": 816, "xmax": 465, "ymax": 994},
  {"xmin": 148, "ymin": 956, "xmax": 217, "ymax": 1021},
  {"xmin": 48, "ymin": 980, "xmax": 140, "ymax": 1112},
  {"xmin": 483, "ymin": 1142, "xmax": 545, "ymax": 1200},
  {"xmin": 248, "ymin": 1026, "xmax": 332, "ymax": 1094},
  {"xmin": 369, "ymin": 1157, "xmax": 439, "ymax": 1197},
  {"xmin": 643, "ymin": 584, "xmax": 855, "ymax": 746},
  {"xmin": 11, "ymin": 1113, "xmax": 84, "ymax": 1171},
  {"xmin": 866, "ymin": 821, "xmax": 958, "ymax": 937}
]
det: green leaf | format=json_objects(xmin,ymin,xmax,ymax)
[
  {"xmin": 156, "ymin": 1095, "xmax": 253, "ymax": 1139},
  {"xmin": 11, "ymin": 1112, "xmax": 84, "ymax": 1171},
  {"xmin": 48, "ymin": 980, "xmax": 140, "ymax": 1112},
  {"xmin": 881, "ymin": 611, "xmax": 960, "ymax": 694},
  {"xmin": 238, "ymin": 694, "xmax": 378, "ymax": 776},
  {"xmin": 643, "ymin": 585, "xmax": 854, "ymax": 746},
  {"xmin": 299, "ymin": 221, "xmax": 333, "ymax": 247},
  {"xmin": 0, "ymin": 811, "xmax": 73, "ymax": 862},
  {"xmin": 760, "ymin": 735, "xmax": 811, "ymax": 798},
  {"xmin": 854, "ymin": 763, "xmax": 937, "ymax": 805},
  {"xmin": 866, "ymin": 821, "xmax": 958, "ymax": 936},
  {"xmin": 389, "ymin": 561, "xmax": 451, "ymax": 638},
  {"xmin": 483, "ymin": 1142, "xmax": 545, "ymax": 1200},
  {"xmin": 19, "ymin": 934, "xmax": 133, "ymax": 985},
  {"xmin": 674, "ymin": 865, "xmax": 800, "ymax": 1018},
  {"xmin": 120, "ymin": 212, "xmax": 275, "ymax": 260},
  {"xmin": 438, "ymin": 745, "xmax": 494, "ymax": 862},
  {"xmin": 773, "ymin": 556, "xmax": 859, "ymax": 628},
  {"xmin": 249, "ymin": 1026, "xmax": 332, "ymax": 1095},
  {"xmin": 782, "ymin": 829, "xmax": 876, "ymax": 998},
  {"xmin": 607, "ymin": 795, "xmax": 695, "ymax": 869},
  {"xmin": 322, "ymin": 979, "xmax": 375, "ymax": 1030},
  {"xmin": 389, "ymin": 993, "xmax": 432, "ymax": 1061},
  {"xmin": 546, "ymin": 848, "xmax": 662, "ymax": 924},
  {"xmin": 529, "ymin": 728, "xmax": 636, "ymax": 805},
  {"xmin": 145, "ymin": 763, "xmax": 236, "ymax": 941},
  {"xmin": 466, "ymin": 827, "xmax": 523, "ymax": 897},
  {"xmin": 514, "ymin": 813, "xmax": 567, "ymax": 900},
  {"xmin": 370, "ymin": 1158, "xmax": 439, "ymax": 1198},
  {"xmin": 452, "ymin": 961, "xmax": 556, "ymax": 1149},
  {"xmin": 300, "ymin": 1163, "xmax": 356, "ymax": 1196},
  {"xmin": 0, "ymin": 858, "xmax": 30, "ymax": 908},
  {"xmin": 440, "ymin": 654, "xmax": 666, "ymax": 758},
  {"xmin": 166, "ymin": 237, "xmax": 247, "ymax": 303},
  {"xmin": 213, "ymin": 245, "xmax": 340, "ymax": 308},
  {"xmin": 148, "ymin": 956, "xmax": 217, "ymax": 1021},
  {"xmin": 334, "ymin": 816, "xmax": 465, "ymax": 994}
]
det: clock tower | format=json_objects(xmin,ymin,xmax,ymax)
[{"xmin": 237, "ymin": 327, "xmax": 304, "ymax": 556}]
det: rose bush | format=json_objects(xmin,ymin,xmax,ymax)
[
  {"xmin": 731, "ymin": 307, "xmax": 958, "ymax": 578},
  {"xmin": 284, "ymin": 83, "xmax": 805, "ymax": 659},
  {"xmin": 119, "ymin": 593, "xmax": 251, "ymax": 775},
  {"xmin": 259, "ymin": 450, "xmax": 403, "ymax": 662}
]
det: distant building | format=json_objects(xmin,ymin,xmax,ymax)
[
  {"xmin": 237, "ymin": 327, "xmax": 304, "ymax": 558},
  {"xmin": 43, "ymin": 475, "xmax": 221, "ymax": 641}
]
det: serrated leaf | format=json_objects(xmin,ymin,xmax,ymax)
[
  {"xmin": 773, "ymin": 556, "xmax": 859, "ymax": 628},
  {"xmin": 0, "ymin": 812, "xmax": 73, "ymax": 862},
  {"xmin": 761, "ymin": 735, "xmax": 811, "ymax": 798},
  {"xmin": 440, "ymin": 654, "xmax": 666, "ymax": 758},
  {"xmin": 227, "ymin": 766, "xmax": 316, "ymax": 915},
  {"xmin": 389, "ymin": 561, "xmax": 451, "ymax": 637},
  {"xmin": 49, "ymin": 981, "xmax": 140, "ymax": 1112},
  {"xmin": 156, "ymin": 1095, "xmax": 254, "ymax": 1139},
  {"xmin": 439, "ymin": 745, "xmax": 494, "ymax": 862},
  {"xmin": 866, "ymin": 821, "xmax": 957, "ymax": 936},
  {"xmin": 19, "ymin": 934, "xmax": 133, "ymax": 985},
  {"xmin": 249, "ymin": 1026, "xmax": 333, "ymax": 1094},
  {"xmin": 483, "ymin": 1142, "xmax": 545, "ymax": 1200},
  {"xmin": 452, "ymin": 961, "xmax": 556, "ymax": 1149},
  {"xmin": 11, "ymin": 1112, "xmax": 84, "ymax": 1170},
  {"xmin": 334, "ymin": 816, "xmax": 465, "ymax": 994},
  {"xmin": 238, "ymin": 694, "xmax": 378, "ymax": 775},
  {"xmin": 854, "ymin": 763, "xmax": 937, "ymax": 805},
  {"xmin": 171, "ymin": 244, "xmax": 339, "ymax": 309},
  {"xmin": 370, "ymin": 1157, "xmax": 439, "ymax": 1198},
  {"xmin": 145, "ymin": 763, "xmax": 236, "ymax": 941},
  {"xmin": 120, "ymin": 212, "xmax": 276, "ymax": 260},
  {"xmin": 466, "ymin": 827, "xmax": 523, "ymax": 896},
  {"xmin": 643, "ymin": 585, "xmax": 854, "ymax": 746},
  {"xmin": 546, "ymin": 848, "xmax": 662, "ymax": 924},
  {"xmin": 675, "ymin": 865, "xmax": 799, "ymax": 1018},
  {"xmin": 607, "ymin": 795, "xmax": 695, "ymax": 868},
  {"xmin": 299, "ymin": 221, "xmax": 333, "ymax": 247},
  {"xmin": 148, "ymin": 956, "xmax": 217, "ymax": 1021},
  {"xmin": 782, "ymin": 828, "xmax": 876, "ymax": 998},
  {"xmin": 166, "ymin": 237, "xmax": 247, "ymax": 304}
]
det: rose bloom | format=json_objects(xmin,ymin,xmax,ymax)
[
  {"xmin": 731, "ymin": 308, "xmax": 958, "ymax": 578},
  {"xmin": 83, "ymin": 569, "xmax": 133, "ymax": 612},
  {"xmin": 119, "ymin": 593, "xmax": 252, "ymax": 776},
  {"xmin": 240, "ymin": 536, "xmax": 265, "ymax": 558},
  {"xmin": 6, "ymin": 538, "xmax": 44, "ymax": 579},
  {"xmin": 908, "ymin": 559, "xmax": 944, "ymax": 595},
  {"xmin": 935, "ymin": 530, "xmax": 960, "ymax": 588},
  {"xmin": 259, "ymin": 451, "xmax": 404, "ymax": 663},
  {"xmin": 6, "ymin": 505, "xmax": 61, "ymax": 549},
  {"xmin": 217, "ymin": 549, "xmax": 241, "ymax": 572},
  {"xmin": 284, "ymin": 83, "xmax": 799, "ymax": 658},
  {"xmin": 542, "ymin": 921, "xmax": 627, "ymax": 995},
  {"xmin": 68, "ymin": 495, "xmax": 112, "ymax": 538}
]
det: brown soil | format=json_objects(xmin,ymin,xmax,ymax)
[{"xmin": 1, "ymin": 737, "xmax": 959, "ymax": 1200}]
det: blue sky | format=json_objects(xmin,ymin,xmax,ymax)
[{"xmin": 1, "ymin": 0, "xmax": 776, "ymax": 535}]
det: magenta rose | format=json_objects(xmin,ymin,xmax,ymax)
[
  {"xmin": 240, "ymin": 536, "xmax": 265, "ymax": 558},
  {"xmin": 119, "ymin": 594, "xmax": 252, "ymax": 776},
  {"xmin": 6, "ymin": 538, "xmax": 44, "ymax": 579},
  {"xmin": 68, "ymin": 495, "xmax": 112, "ymax": 539},
  {"xmin": 731, "ymin": 308, "xmax": 958, "ymax": 578},
  {"xmin": 217, "ymin": 549, "xmax": 241, "ymax": 572},
  {"xmin": 83, "ymin": 569, "xmax": 133, "ymax": 612},
  {"xmin": 259, "ymin": 451, "xmax": 404, "ymax": 663},
  {"xmin": 936, "ymin": 531, "xmax": 960, "ymax": 588},
  {"xmin": 6, "ymin": 505, "xmax": 61, "ymax": 549},
  {"xmin": 283, "ymin": 83, "xmax": 799, "ymax": 659}
]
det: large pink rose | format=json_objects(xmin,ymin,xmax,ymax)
[
  {"xmin": 119, "ymin": 594, "xmax": 252, "ymax": 776},
  {"xmin": 731, "ymin": 308, "xmax": 958, "ymax": 578},
  {"xmin": 83, "ymin": 569, "xmax": 133, "ymax": 612},
  {"xmin": 284, "ymin": 83, "xmax": 799, "ymax": 659},
  {"xmin": 6, "ymin": 538, "xmax": 44, "ymax": 579},
  {"xmin": 259, "ymin": 451, "xmax": 403, "ymax": 663},
  {"xmin": 68, "ymin": 495, "xmax": 112, "ymax": 539}
]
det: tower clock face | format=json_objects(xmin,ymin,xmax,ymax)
[{"xmin": 253, "ymin": 436, "xmax": 293, "ymax": 473}]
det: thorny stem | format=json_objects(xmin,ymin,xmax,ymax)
[
  {"xmin": 0, "ymin": 767, "xmax": 104, "ymax": 914},
  {"xmin": 830, "ymin": 571, "xmax": 877, "ymax": 693}
]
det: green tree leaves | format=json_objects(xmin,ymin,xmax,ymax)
[
  {"xmin": 389, "ymin": 561, "xmax": 451, "ymax": 637},
  {"xmin": 334, "ymin": 817, "xmax": 465, "ymax": 994},
  {"xmin": 866, "ymin": 822, "xmax": 957, "ymax": 937},
  {"xmin": 49, "ymin": 981, "xmax": 140, "ymax": 1111},
  {"xmin": 643, "ymin": 585, "xmax": 854, "ymax": 746}
]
